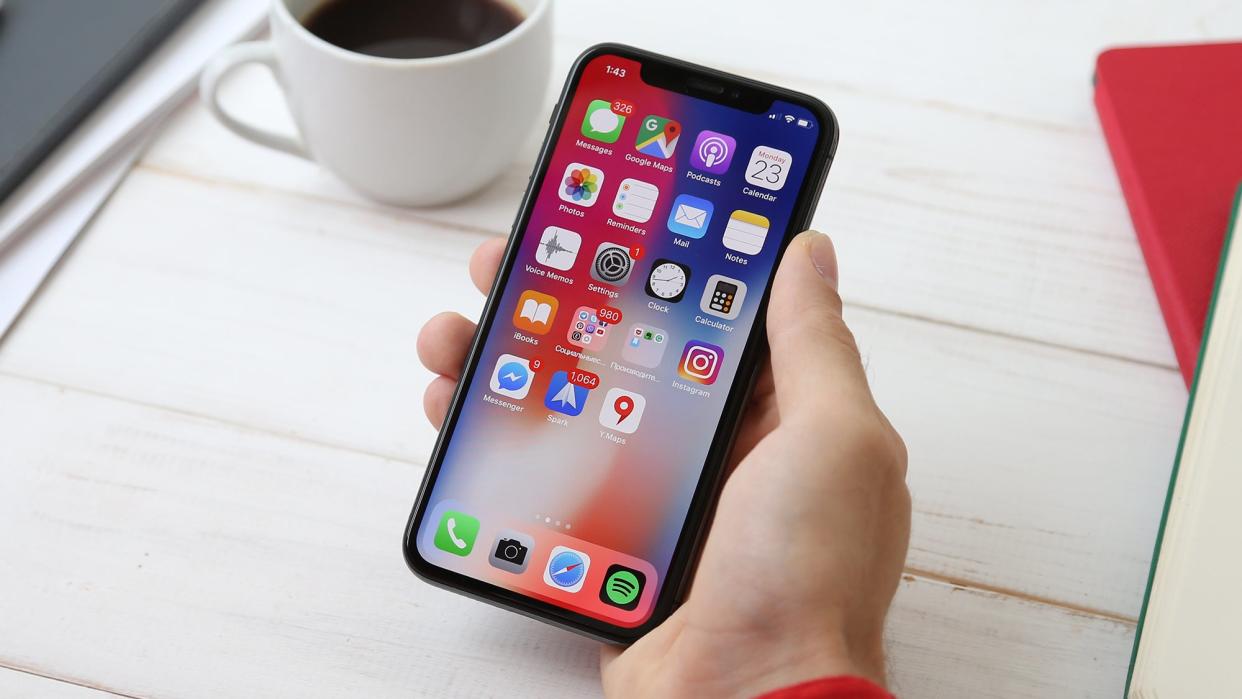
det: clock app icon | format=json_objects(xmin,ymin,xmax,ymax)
[{"xmin": 645, "ymin": 259, "xmax": 691, "ymax": 303}]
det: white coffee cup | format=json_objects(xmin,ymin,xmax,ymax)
[{"xmin": 200, "ymin": 0, "xmax": 552, "ymax": 206}]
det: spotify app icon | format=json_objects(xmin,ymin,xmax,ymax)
[{"xmin": 599, "ymin": 564, "xmax": 646, "ymax": 611}]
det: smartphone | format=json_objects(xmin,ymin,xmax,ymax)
[{"xmin": 403, "ymin": 44, "xmax": 838, "ymax": 643}]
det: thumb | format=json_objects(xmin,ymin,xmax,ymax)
[{"xmin": 766, "ymin": 231, "xmax": 872, "ymax": 416}]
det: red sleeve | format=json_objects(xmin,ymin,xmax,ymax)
[{"xmin": 754, "ymin": 676, "xmax": 893, "ymax": 699}]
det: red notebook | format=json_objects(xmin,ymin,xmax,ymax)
[{"xmin": 1094, "ymin": 42, "xmax": 1242, "ymax": 386}]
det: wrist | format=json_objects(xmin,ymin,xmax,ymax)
[{"xmin": 669, "ymin": 626, "xmax": 886, "ymax": 698}]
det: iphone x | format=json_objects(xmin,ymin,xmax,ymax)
[{"xmin": 403, "ymin": 44, "xmax": 838, "ymax": 643}]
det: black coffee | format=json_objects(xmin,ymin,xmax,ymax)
[{"xmin": 303, "ymin": 0, "xmax": 524, "ymax": 60}]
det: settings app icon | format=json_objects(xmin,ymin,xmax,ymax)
[{"xmin": 591, "ymin": 242, "xmax": 634, "ymax": 286}]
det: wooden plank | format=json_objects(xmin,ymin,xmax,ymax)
[
  {"xmin": 0, "ymin": 668, "xmax": 122, "ymax": 698},
  {"xmin": 0, "ymin": 168, "xmax": 1183, "ymax": 619},
  {"xmin": 0, "ymin": 375, "xmax": 1132, "ymax": 698}
]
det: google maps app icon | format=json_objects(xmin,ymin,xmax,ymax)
[{"xmin": 635, "ymin": 115, "xmax": 681, "ymax": 159}]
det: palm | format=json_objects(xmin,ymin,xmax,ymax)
[{"xmin": 419, "ymin": 236, "xmax": 907, "ymax": 697}]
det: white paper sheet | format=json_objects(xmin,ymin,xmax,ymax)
[{"xmin": 0, "ymin": 144, "xmax": 141, "ymax": 338}]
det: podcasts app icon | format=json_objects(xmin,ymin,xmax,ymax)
[{"xmin": 689, "ymin": 130, "xmax": 736, "ymax": 174}]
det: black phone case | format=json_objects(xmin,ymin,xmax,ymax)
[
  {"xmin": 0, "ymin": 0, "xmax": 202, "ymax": 203},
  {"xmin": 403, "ymin": 43, "xmax": 839, "ymax": 644}
]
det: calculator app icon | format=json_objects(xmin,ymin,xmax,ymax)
[{"xmin": 699, "ymin": 274, "xmax": 747, "ymax": 320}]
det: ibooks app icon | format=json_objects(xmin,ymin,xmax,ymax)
[{"xmin": 513, "ymin": 290, "xmax": 558, "ymax": 335}]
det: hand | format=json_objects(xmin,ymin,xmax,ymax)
[{"xmin": 417, "ymin": 231, "xmax": 910, "ymax": 697}]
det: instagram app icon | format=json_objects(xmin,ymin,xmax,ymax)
[{"xmin": 679, "ymin": 340, "xmax": 724, "ymax": 385}]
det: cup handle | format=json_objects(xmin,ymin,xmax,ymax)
[{"xmin": 199, "ymin": 41, "xmax": 310, "ymax": 160}]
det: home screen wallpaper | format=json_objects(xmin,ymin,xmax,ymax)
[{"xmin": 416, "ymin": 53, "xmax": 822, "ymax": 627}]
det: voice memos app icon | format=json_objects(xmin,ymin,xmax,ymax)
[{"xmin": 600, "ymin": 564, "xmax": 646, "ymax": 610}]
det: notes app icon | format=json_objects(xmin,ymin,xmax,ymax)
[
  {"xmin": 513, "ymin": 290, "xmax": 558, "ymax": 335},
  {"xmin": 722, "ymin": 210, "xmax": 770, "ymax": 255}
]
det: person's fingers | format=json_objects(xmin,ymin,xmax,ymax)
[
  {"xmin": 469, "ymin": 237, "xmax": 507, "ymax": 295},
  {"xmin": 416, "ymin": 312, "xmax": 477, "ymax": 378},
  {"xmin": 766, "ymin": 231, "xmax": 873, "ymax": 417},
  {"xmin": 423, "ymin": 376, "xmax": 457, "ymax": 427}
]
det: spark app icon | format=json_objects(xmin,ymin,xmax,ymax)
[
  {"xmin": 679, "ymin": 340, "xmax": 724, "ymax": 385},
  {"xmin": 489, "ymin": 354, "xmax": 532, "ymax": 399},
  {"xmin": 581, "ymin": 100, "xmax": 625, "ymax": 143},
  {"xmin": 544, "ymin": 370, "xmax": 591, "ymax": 416},
  {"xmin": 634, "ymin": 115, "xmax": 680, "ymax": 159}
]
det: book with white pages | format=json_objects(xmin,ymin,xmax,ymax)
[{"xmin": 1128, "ymin": 186, "xmax": 1242, "ymax": 698}]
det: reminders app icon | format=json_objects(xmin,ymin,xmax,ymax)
[{"xmin": 667, "ymin": 194, "xmax": 713, "ymax": 239}]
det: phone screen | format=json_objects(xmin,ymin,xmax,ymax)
[{"xmin": 413, "ymin": 52, "xmax": 826, "ymax": 630}]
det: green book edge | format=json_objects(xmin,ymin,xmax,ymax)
[{"xmin": 1124, "ymin": 183, "xmax": 1242, "ymax": 696}]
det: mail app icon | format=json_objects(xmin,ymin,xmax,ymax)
[{"xmin": 667, "ymin": 194, "xmax": 714, "ymax": 238}]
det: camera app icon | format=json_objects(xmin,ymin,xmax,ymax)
[
  {"xmin": 679, "ymin": 340, "xmax": 724, "ymax": 385},
  {"xmin": 488, "ymin": 530, "xmax": 534, "ymax": 574}
]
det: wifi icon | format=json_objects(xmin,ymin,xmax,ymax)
[
  {"xmin": 784, "ymin": 114, "xmax": 796, "ymax": 124},
  {"xmin": 600, "ymin": 564, "xmax": 646, "ymax": 610}
]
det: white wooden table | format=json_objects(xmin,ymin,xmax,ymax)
[{"xmin": 3, "ymin": 2, "xmax": 1238, "ymax": 696}]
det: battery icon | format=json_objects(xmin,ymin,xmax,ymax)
[{"xmin": 796, "ymin": 118, "xmax": 811, "ymax": 128}]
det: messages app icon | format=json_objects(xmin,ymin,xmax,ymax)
[
  {"xmin": 581, "ymin": 100, "xmax": 625, "ymax": 143},
  {"xmin": 667, "ymin": 194, "xmax": 714, "ymax": 239}
]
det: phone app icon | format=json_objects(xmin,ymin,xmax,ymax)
[
  {"xmin": 612, "ymin": 178, "xmax": 659, "ymax": 223},
  {"xmin": 489, "ymin": 529, "xmax": 534, "ymax": 574},
  {"xmin": 599, "ymin": 387, "xmax": 645, "ymax": 434},
  {"xmin": 434, "ymin": 509, "xmax": 480, "ymax": 557},
  {"xmin": 581, "ymin": 99, "xmax": 626, "ymax": 143},
  {"xmin": 544, "ymin": 370, "xmax": 592, "ymax": 416},
  {"xmin": 559, "ymin": 162, "xmax": 605, "ymax": 207},
  {"xmin": 513, "ymin": 289, "xmax": 558, "ymax": 334},
  {"xmin": 489, "ymin": 354, "xmax": 533, "ymax": 399},
  {"xmin": 747, "ymin": 145, "xmax": 793, "ymax": 191},
  {"xmin": 623, "ymin": 324, "xmax": 669, "ymax": 369},
  {"xmin": 634, "ymin": 115, "xmax": 681, "ymax": 159},
  {"xmin": 544, "ymin": 545, "xmax": 591, "ymax": 593},
  {"xmin": 591, "ymin": 242, "xmax": 635, "ymax": 286},
  {"xmin": 667, "ymin": 194, "xmax": 714, "ymax": 239},
  {"xmin": 600, "ymin": 564, "xmax": 647, "ymax": 610},
  {"xmin": 645, "ymin": 259, "xmax": 691, "ymax": 302},
  {"xmin": 700, "ymin": 274, "xmax": 747, "ymax": 320},
  {"xmin": 679, "ymin": 340, "xmax": 724, "ymax": 385},
  {"xmin": 537, "ymin": 226, "xmax": 581, "ymax": 271},
  {"xmin": 567, "ymin": 305, "xmax": 613, "ymax": 349},
  {"xmin": 722, "ymin": 210, "xmax": 770, "ymax": 255},
  {"xmin": 690, "ymin": 129, "xmax": 736, "ymax": 174}
]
